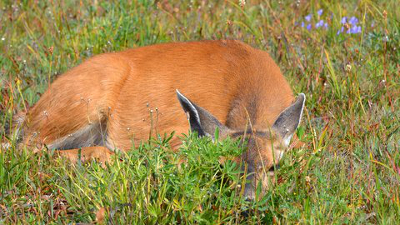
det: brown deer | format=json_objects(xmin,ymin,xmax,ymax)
[{"xmin": 14, "ymin": 40, "xmax": 305, "ymax": 199}]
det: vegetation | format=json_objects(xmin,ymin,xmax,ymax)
[{"xmin": 0, "ymin": 0, "xmax": 399, "ymax": 223}]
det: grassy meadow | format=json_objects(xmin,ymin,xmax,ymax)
[{"xmin": 0, "ymin": 0, "xmax": 399, "ymax": 224}]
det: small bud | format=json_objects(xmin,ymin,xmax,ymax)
[
  {"xmin": 383, "ymin": 10, "xmax": 387, "ymax": 19},
  {"xmin": 345, "ymin": 64, "xmax": 352, "ymax": 72}
]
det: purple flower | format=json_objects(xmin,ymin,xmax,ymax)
[
  {"xmin": 324, "ymin": 22, "xmax": 328, "ymax": 29},
  {"xmin": 301, "ymin": 22, "xmax": 305, "ymax": 27},
  {"xmin": 306, "ymin": 24, "xmax": 312, "ymax": 30},
  {"xmin": 349, "ymin": 25, "xmax": 362, "ymax": 34},
  {"xmin": 305, "ymin": 14, "xmax": 312, "ymax": 22},
  {"xmin": 337, "ymin": 15, "xmax": 362, "ymax": 35},
  {"xmin": 317, "ymin": 9, "xmax": 323, "ymax": 16},
  {"xmin": 337, "ymin": 26, "xmax": 344, "ymax": 35},
  {"xmin": 316, "ymin": 20, "xmax": 324, "ymax": 28},
  {"xmin": 349, "ymin": 16, "xmax": 359, "ymax": 26}
]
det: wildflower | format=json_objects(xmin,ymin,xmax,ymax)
[
  {"xmin": 350, "ymin": 25, "xmax": 361, "ymax": 34},
  {"xmin": 349, "ymin": 16, "xmax": 359, "ymax": 26},
  {"xmin": 338, "ymin": 16, "xmax": 361, "ymax": 35},
  {"xmin": 316, "ymin": 20, "xmax": 324, "ymax": 28},
  {"xmin": 300, "ymin": 11, "xmax": 329, "ymax": 31},
  {"xmin": 336, "ymin": 26, "xmax": 344, "ymax": 35}
]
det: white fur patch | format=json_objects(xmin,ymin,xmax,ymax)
[
  {"xmin": 297, "ymin": 93, "xmax": 306, "ymax": 126},
  {"xmin": 176, "ymin": 89, "xmax": 201, "ymax": 126},
  {"xmin": 279, "ymin": 150, "xmax": 284, "ymax": 161},
  {"xmin": 283, "ymin": 134, "xmax": 293, "ymax": 147}
]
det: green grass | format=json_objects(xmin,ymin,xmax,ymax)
[{"xmin": 0, "ymin": 0, "xmax": 399, "ymax": 224}]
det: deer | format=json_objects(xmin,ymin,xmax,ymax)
[{"xmin": 11, "ymin": 40, "xmax": 305, "ymax": 199}]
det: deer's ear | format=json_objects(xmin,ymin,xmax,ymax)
[
  {"xmin": 176, "ymin": 90, "xmax": 228, "ymax": 138},
  {"xmin": 272, "ymin": 93, "xmax": 306, "ymax": 146}
]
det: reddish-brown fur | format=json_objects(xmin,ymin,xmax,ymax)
[
  {"xmin": 19, "ymin": 40, "xmax": 304, "ymax": 199},
  {"xmin": 24, "ymin": 40, "xmax": 293, "ymax": 150}
]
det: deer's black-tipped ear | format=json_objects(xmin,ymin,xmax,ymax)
[
  {"xmin": 176, "ymin": 90, "xmax": 228, "ymax": 138},
  {"xmin": 272, "ymin": 93, "xmax": 306, "ymax": 146}
]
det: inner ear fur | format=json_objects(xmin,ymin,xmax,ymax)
[
  {"xmin": 176, "ymin": 90, "xmax": 229, "ymax": 138},
  {"xmin": 272, "ymin": 93, "xmax": 305, "ymax": 145}
]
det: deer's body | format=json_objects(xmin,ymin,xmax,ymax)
[{"xmin": 19, "ymin": 40, "xmax": 305, "ymax": 199}]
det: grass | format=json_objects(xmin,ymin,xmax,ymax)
[{"xmin": 0, "ymin": 0, "xmax": 399, "ymax": 224}]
